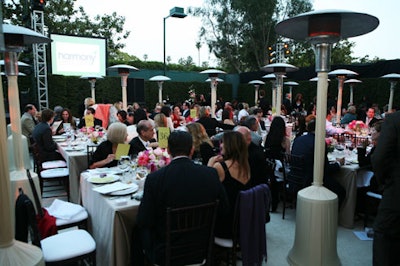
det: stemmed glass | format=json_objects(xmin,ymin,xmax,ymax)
[{"xmin": 118, "ymin": 156, "xmax": 132, "ymax": 183}]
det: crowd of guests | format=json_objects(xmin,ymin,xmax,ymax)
[{"xmin": 20, "ymin": 90, "xmax": 400, "ymax": 265}]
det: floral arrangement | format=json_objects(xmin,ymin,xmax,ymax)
[
  {"xmin": 347, "ymin": 120, "xmax": 368, "ymax": 135},
  {"xmin": 137, "ymin": 148, "xmax": 171, "ymax": 172},
  {"xmin": 80, "ymin": 127, "xmax": 104, "ymax": 144},
  {"xmin": 325, "ymin": 137, "xmax": 338, "ymax": 153}
]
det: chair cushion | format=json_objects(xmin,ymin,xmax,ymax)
[
  {"xmin": 41, "ymin": 229, "xmax": 96, "ymax": 262},
  {"xmin": 214, "ymin": 237, "xmax": 233, "ymax": 248},
  {"xmin": 40, "ymin": 168, "xmax": 69, "ymax": 178},
  {"xmin": 56, "ymin": 210, "xmax": 88, "ymax": 227},
  {"xmin": 42, "ymin": 160, "xmax": 67, "ymax": 169}
]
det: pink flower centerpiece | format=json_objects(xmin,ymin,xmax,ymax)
[
  {"xmin": 347, "ymin": 120, "xmax": 368, "ymax": 135},
  {"xmin": 137, "ymin": 148, "xmax": 171, "ymax": 172}
]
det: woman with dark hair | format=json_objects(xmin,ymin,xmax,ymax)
[
  {"xmin": 294, "ymin": 114, "xmax": 307, "ymax": 138},
  {"xmin": 221, "ymin": 107, "xmax": 235, "ymax": 126},
  {"xmin": 264, "ymin": 116, "xmax": 290, "ymax": 159},
  {"xmin": 55, "ymin": 108, "xmax": 76, "ymax": 135},
  {"xmin": 292, "ymin": 93, "xmax": 304, "ymax": 113},
  {"xmin": 208, "ymin": 131, "xmax": 251, "ymax": 238}
]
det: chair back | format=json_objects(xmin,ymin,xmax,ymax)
[
  {"xmin": 86, "ymin": 145, "xmax": 97, "ymax": 167},
  {"xmin": 31, "ymin": 142, "xmax": 43, "ymax": 173},
  {"xmin": 237, "ymin": 184, "xmax": 270, "ymax": 265},
  {"xmin": 165, "ymin": 200, "xmax": 219, "ymax": 266}
]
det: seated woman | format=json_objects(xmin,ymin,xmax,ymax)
[
  {"xmin": 186, "ymin": 122, "xmax": 215, "ymax": 165},
  {"xmin": 55, "ymin": 108, "xmax": 76, "ymax": 135},
  {"xmin": 208, "ymin": 131, "xmax": 251, "ymax": 238},
  {"xmin": 78, "ymin": 107, "xmax": 103, "ymax": 129},
  {"xmin": 89, "ymin": 122, "xmax": 128, "ymax": 169}
]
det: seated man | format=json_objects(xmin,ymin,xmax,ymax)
[
  {"xmin": 133, "ymin": 131, "xmax": 228, "ymax": 265},
  {"xmin": 291, "ymin": 119, "xmax": 346, "ymax": 207},
  {"xmin": 129, "ymin": 120, "xmax": 157, "ymax": 156},
  {"xmin": 21, "ymin": 104, "xmax": 38, "ymax": 146},
  {"xmin": 77, "ymin": 107, "xmax": 103, "ymax": 129},
  {"xmin": 32, "ymin": 109, "xmax": 64, "ymax": 162}
]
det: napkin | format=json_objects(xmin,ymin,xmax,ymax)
[
  {"xmin": 93, "ymin": 181, "xmax": 132, "ymax": 194},
  {"xmin": 46, "ymin": 199, "xmax": 86, "ymax": 220}
]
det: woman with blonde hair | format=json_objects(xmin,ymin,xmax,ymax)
[
  {"xmin": 186, "ymin": 122, "xmax": 215, "ymax": 164},
  {"xmin": 208, "ymin": 131, "xmax": 251, "ymax": 238},
  {"xmin": 89, "ymin": 122, "xmax": 128, "ymax": 169}
]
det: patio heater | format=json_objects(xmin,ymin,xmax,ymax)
[
  {"xmin": 262, "ymin": 63, "xmax": 298, "ymax": 116},
  {"xmin": 262, "ymin": 73, "xmax": 277, "ymax": 113},
  {"xmin": 284, "ymin": 81, "xmax": 299, "ymax": 103},
  {"xmin": 248, "ymin": 80, "xmax": 265, "ymax": 106},
  {"xmin": 328, "ymin": 69, "xmax": 358, "ymax": 126},
  {"xmin": 275, "ymin": 10, "xmax": 378, "ymax": 265},
  {"xmin": 200, "ymin": 69, "xmax": 226, "ymax": 118},
  {"xmin": 0, "ymin": 23, "xmax": 51, "ymax": 266},
  {"xmin": 108, "ymin": 64, "xmax": 139, "ymax": 110},
  {"xmin": 149, "ymin": 75, "xmax": 171, "ymax": 104},
  {"xmin": 344, "ymin": 78, "xmax": 362, "ymax": 105},
  {"xmin": 381, "ymin": 73, "xmax": 400, "ymax": 112},
  {"xmin": 80, "ymin": 75, "xmax": 103, "ymax": 103}
]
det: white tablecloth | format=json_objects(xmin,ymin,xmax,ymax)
[
  {"xmin": 81, "ymin": 172, "xmax": 140, "ymax": 266},
  {"xmin": 57, "ymin": 142, "xmax": 90, "ymax": 203}
]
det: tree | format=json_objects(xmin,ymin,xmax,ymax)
[
  {"xmin": 2, "ymin": 0, "xmax": 130, "ymax": 61},
  {"xmin": 143, "ymin": 54, "xmax": 148, "ymax": 62},
  {"xmin": 196, "ymin": 41, "xmax": 201, "ymax": 67},
  {"xmin": 191, "ymin": 0, "xmax": 314, "ymax": 73}
]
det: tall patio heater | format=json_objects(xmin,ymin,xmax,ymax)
[
  {"xmin": 0, "ymin": 23, "xmax": 51, "ymax": 266},
  {"xmin": 275, "ymin": 10, "xmax": 379, "ymax": 265}
]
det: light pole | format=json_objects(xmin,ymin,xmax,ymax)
[
  {"xmin": 248, "ymin": 80, "xmax": 265, "ymax": 106},
  {"xmin": 107, "ymin": 64, "xmax": 139, "ymax": 110},
  {"xmin": 275, "ymin": 10, "xmax": 378, "ymax": 265},
  {"xmin": 80, "ymin": 75, "xmax": 103, "ymax": 103},
  {"xmin": 263, "ymin": 63, "xmax": 298, "ymax": 116},
  {"xmin": 344, "ymin": 78, "xmax": 362, "ymax": 105},
  {"xmin": 200, "ymin": 69, "xmax": 226, "ymax": 118},
  {"xmin": 328, "ymin": 69, "xmax": 358, "ymax": 126},
  {"xmin": 163, "ymin": 7, "xmax": 187, "ymax": 76},
  {"xmin": 381, "ymin": 73, "xmax": 400, "ymax": 112},
  {"xmin": 0, "ymin": 23, "xmax": 51, "ymax": 266},
  {"xmin": 149, "ymin": 75, "xmax": 171, "ymax": 104}
]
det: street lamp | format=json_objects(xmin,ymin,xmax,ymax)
[
  {"xmin": 0, "ymin": 23, "xmax": 51, "ymax": 266},
  {"xmin": 149, "ymin": 75, "xmax": 171, "ymax": 104},
  {"xmin": 275, "ymin": 10, "xmax": 378, "ymax": 265},
  {"xmin": 262, "ymin": 63, "xmax": 298, "ymax": 116},
  {"xmin": 328, "ymin": 69, "xmax": 358, "ymax": 126},
  {"xmin": 344, "ymin": 78, "xmax": 362, "ymax": 105},
  {"xmin": 107, "ymin": 64, "xmax": 139, "ymax": 110},
  {"xmin": 163, "ymin": 7, "xmax": 187, "ymax": 76},
  {"xmin": 80, "ymin": 75, "xmax": 103, "ymax": 103},
  {"xmin": 248, "ymin": 80, "xmax": 265, "ymax": 106},
  {"xmin": 381, "ymin": 73, "xmax": 400, "ymax": 112},
  {"xmin": 200, "ymin": 69, "xmax": 226, "ymax": 118}
]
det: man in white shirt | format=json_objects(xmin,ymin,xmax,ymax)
[
  {"xmin": 326, "ymin": 110, "xmax": 345, "ymax": 136},
  {"xmin": 365, "ymin": 107, "xmax": 380, "ymax": 128}
]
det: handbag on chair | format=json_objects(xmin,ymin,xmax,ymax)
[{"xmin": 26, "ymin": 169, "xmax": 57, "ymax": 239}]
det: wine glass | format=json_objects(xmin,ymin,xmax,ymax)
[{"xmin": 118, "ymin": 156, "xmax": 131, "ymax": 183}]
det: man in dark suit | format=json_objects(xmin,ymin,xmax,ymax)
[
  {"xmin": 77, "ymin": 107, "xmax": 103, "ymax": 129},
  {"xmin": 129, "ymin": 120, "xmax": 157, "ymax": 156},
  {"xmin": 291, "ymin": 119, "xmax": 346, "ymax": 207},
  {"xmin": 133, "ymin": 131, "xmax": 228, "ymax": 265},
  {"xmin": 32, "ymin": 109, "xmax": 64, "ymax": 162},
  {"xmin": 371, "ymin": 111, "xmax": 400, "ymax": 265},
  {"xmin": 365, "ymin": 107, "xmax": 380, "ymax": 128},
  {"xmin": 182, "ymin": 101, "xmax": 191, "ymax": 118}
]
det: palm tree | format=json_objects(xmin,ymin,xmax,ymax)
[{"xmin": 196, "ymin": 41, "xmax": 201, "ymax": 67}]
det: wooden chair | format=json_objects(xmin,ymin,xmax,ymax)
[
  {"xmin": 86, "ymin": 144, "xmax": 97, "ymax": 167},
  {"xmin": 214, "ymin": 184, "xmax": 270, "ymax": 265},
  {"xmin": 160, "ymin": 200, "xmax": 219, "ymax": 266},
  {"xmin": 281, "ymin": 152, "xmax": 306, "ymax": 219},
  {"xmin": 31, "ymin": 143, "xmax": 70, "ymax": 201}
]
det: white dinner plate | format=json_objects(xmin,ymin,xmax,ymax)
[
  {"xmin": 87, "ymin": 174, "xmax": 120, "ymax": 184},
  {"xmin": 53, "ymin": 136, "xmax": 67, "ymax": 142},
  {"xmin": 65, "ymin": 147, "xmax": 85, "ymax": 152},
  {"xmin": 109, "ymin": 183, "xmax": 139, "ymax": 196}
]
